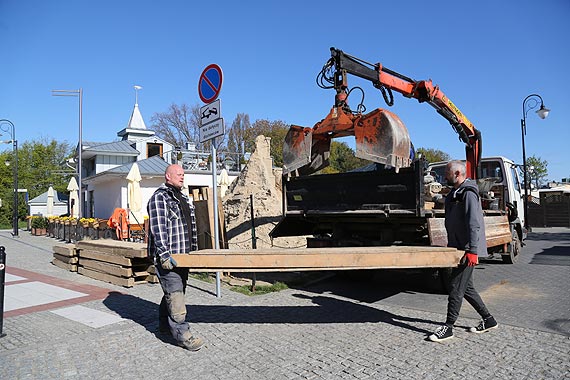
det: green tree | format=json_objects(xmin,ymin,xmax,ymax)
[
  {"xmin": 329, "ymin": 141, "xmax": 368, "ymax": 173},
  {"xmin": 416, "ymin": 147, "xmax": 451, "ymax": 164},
  {"xmin": 526, "ymin": 155, "xmax": 548, "ymax": 189},
  {"xmin": 227, "ymin": 118, "xmax": 289, "ymax": 167},
  {"xmin": 0, "ymin": 139, "xmax": 71, "ymax": 226}
]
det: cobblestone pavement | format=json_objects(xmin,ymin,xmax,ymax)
[{"xmin": 1, "ymin": 229, "xmax": 569, "ymax": 380}]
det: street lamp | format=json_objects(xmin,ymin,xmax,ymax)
[
  {"xmin": 521, "ymin": 94, "xmax": 550, "ymax": 232},
  {"xmin": 0, "ymin": 119, "xmax": 18, "ymax": 237},
  {"xmin": 52, "ymin": 89, "xmax": 83, "ymax": 219}
]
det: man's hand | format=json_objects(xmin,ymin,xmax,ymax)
[
  {"xmin": 160, "ymin": 256, "xmax": 178, "ymax": 270},
  {"xmin": 464, "ymin": 252, "xmax": 479, "ymax": 266}
]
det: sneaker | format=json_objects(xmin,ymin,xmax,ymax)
[
  {"xmin": 178, "ymin": 336, "xmax": 204, "ymax": 351},
  {"xmin": 428, "ymin": 325, "xmax": 454, "ymax": 342},
  {"xmin": 469, "ymin": 316, "xmax": 498, "ymax": 333}
]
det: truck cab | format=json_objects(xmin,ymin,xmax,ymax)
[{"xmin": 428, "ymin": 156, "xmax": 526, "ymax": 263}]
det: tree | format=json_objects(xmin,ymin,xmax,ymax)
[
  {"xmin": 249, "ymin": 119, "xmax": 289, "ymax": 167},
  {"xmin": 526, "ymin": 155, "xmax": 548, "ymax": 189},
  {"xmin": 326, "ymin": 141, "xmax": 368, "ymax": 173},
  {"xmin": 226, "ymin": 117, "xmax": 289, "ymax": 167},
  {"xmin": 0, "ymin": 139, "xmax": 71, "ymax": 226},
  {"xmin": 226, "ymin": 113, "xmax": 251, "ymax": 157},
  {"xmin": 416, "ymin": 147, "xmax": 451, "ymax": 164}
]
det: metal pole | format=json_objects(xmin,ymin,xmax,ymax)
[
  {"xmin": 0, "ymin": 120, "xmax": 18, "ymax": 237},
  {"xmin": 250, "ymin": 194, "xmax": 257, "ymax": 292},
  {"xmin": 521, "ymin": 117, "xmax": 529, "ymax": 232},
  {"xmin": 12, "ymin": 140, "xmax": 18, "ymax": 237},
  {"xmin": 520, "ymin": 93, "xmax": 550, "ymax": 233},
  {"xmin": 52, "ymin": 89, "xmax": 83, "ymax": 218},
  {"xmin": 0, "ymin": 246, "xmax": 7, "ymax": 338},
  {"xmin": 212, "ymin": 138, "xmax": 221, "ymax": 298},
  {"xmin": 78, "ymin": 88, "xmax": 83, "ymax": 219}
]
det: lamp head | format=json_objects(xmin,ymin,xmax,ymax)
[{"xmin": 536, "ymin": 105, "xmax": 550, "ymax": 119}]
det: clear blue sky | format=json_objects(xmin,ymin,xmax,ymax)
[{"xmin": 1, "ymin": 0, "xmax": 569, "ymax": 181}]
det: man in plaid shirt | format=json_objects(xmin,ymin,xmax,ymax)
[{"xmin": 147, "ymin": 164, "xmax": 204, "ymax": 351}]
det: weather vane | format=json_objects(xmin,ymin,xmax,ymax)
[{"xmin": 134, "ymin": 85, "xmax": 142, "ymax": 105}]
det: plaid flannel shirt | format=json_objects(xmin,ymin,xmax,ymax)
[{"xmin": 147, "ymin": 184, "xmax": 198, "ymax": 265}]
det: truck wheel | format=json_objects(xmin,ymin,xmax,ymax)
[{"xmin": 502, "ymin": 230, "xmax": 520, "ymax": 264}]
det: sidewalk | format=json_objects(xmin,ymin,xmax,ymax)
[{"xmin": 1, "ymin": 230, "xmax": 568, "ymax": 380}]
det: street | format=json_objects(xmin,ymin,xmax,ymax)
[{"xmin": 0, "ymin": 227, "xmax": 568, "ymax": 379}]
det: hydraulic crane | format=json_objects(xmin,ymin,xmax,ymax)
[{"xmin": 283, "ymin": 47, "xmax": 482, "ymax": 179}]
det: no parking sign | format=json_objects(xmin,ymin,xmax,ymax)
[{"xmin": 198, "ymin": 64, "xmax": 223, "ymax": 104}]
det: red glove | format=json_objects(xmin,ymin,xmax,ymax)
[{"xmin": 465, "ymin": 252, "xmax": 478, "ymax": 266}]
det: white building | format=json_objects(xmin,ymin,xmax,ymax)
[
  {"xmin": 80, "ymin": 93, "xmax": 237, "ymax": 221},
  {"xmin": 28, "ymin": 190, "xmax": 68, "ymax": 217}
]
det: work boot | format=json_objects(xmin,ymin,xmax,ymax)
[
  {"xmin": 469, "ymin": 316, "xmax": 498, "ymax": 333},
  {"xmin": 178, "ymin": 336, "xmax": 204, "ymax": 351}
]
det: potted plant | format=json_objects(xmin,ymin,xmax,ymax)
[{"xmin": 31, "ymin": 216, "xmax": 49, "ymax": 236}]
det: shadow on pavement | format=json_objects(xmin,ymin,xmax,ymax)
[
  {"xmin": 526, "ymin": 231, "xmax": 570, "ymax": 242},
  {"xmin": 529, "ymin": 245, "xmax": 570, "ymax": 266},
  {"xmin": 102, "ymin": 291, "xmax": 178, "ymax": 345},
  {"xmin": 101, "ymin": 290, "xmax": 439, "ymax": 335},
  {"xmin": 298, "ymin": 269, "xmax": 448, "ymax": 303}
]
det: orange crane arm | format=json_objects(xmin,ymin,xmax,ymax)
[{"xmin": 329, "ymin": 48, "xmax": 482, "ymax": 179}]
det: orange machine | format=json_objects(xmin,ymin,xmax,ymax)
[{"xmin": 283, "ymin": 47, "xmax": 482, "ymax": 179}]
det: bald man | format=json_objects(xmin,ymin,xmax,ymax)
[{"xmin": 147, "ymin": 164, "xmax": 204, "ymax": 351}]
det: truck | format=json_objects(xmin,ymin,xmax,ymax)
[{"xmin": 269, "ymin": 47, "xmax": 523, "ymax": 265}]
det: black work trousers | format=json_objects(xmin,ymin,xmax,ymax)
[{"xmin": 446, "ymin": 264, "xmax": 491, "ymax": 326}]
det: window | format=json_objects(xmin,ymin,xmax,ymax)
[
  {"xmin": 147, "ymin": 143, "xmax": 163, "ymax": 158},
  {"xmin": 480, "ymin": 161, "xmax": 503, "ymax": 181}
]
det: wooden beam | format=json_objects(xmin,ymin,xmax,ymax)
[{"xmin": 172, "ymin": 246, "xmax": 463, "ymax": 272}]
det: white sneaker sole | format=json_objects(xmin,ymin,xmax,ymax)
[
  {"xmin": 469, "ymin": 324, "xmax": 499, "ymax": 334},
  {"xmin": 428, "ymin": 334, "xmax": 454, "ymax": 342}
]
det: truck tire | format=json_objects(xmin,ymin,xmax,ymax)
[{"xmin": 502, "ymin": 229, "xmax": 520, "ymax": 264}]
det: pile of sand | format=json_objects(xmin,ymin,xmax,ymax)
[{"xmin": 222, "ymin": 135, "xmax": 307, "ymax": 249}]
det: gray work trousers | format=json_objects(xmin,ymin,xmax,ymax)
[
  {"xmin": 157, "ymin": 266, "xmax": 193, "ymax": 343},
  {"xmin": 446, "ymin": 264, "xmax": 491, "ymax": 326}
]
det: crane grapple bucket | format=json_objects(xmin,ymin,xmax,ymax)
[
  {"xmin": 283, "ymin": 125, "xmax": 331, "ymax": 176},
  {"xmin": 354, "ymin": 108, "xmax": 412, "ymax": 171},
  {"xmin": 283, "ymin": 108, "xmax": 411, "ymax": 176}
]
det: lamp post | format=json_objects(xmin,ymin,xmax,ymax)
[
  {"xmin": 521, "ymin": 94, "xmax": 550, "ymax": 232},
  {"xmin": 0, "ymin": 119, "xmax": 18, "ymax": 237},
  {"xmin": 52, "ymin": 89, "xmax": 83, "ymax": 219}
]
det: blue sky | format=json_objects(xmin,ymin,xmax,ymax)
[{"xmin": 1, "ymin": 0, "xmax": 569, "ymax": 181}]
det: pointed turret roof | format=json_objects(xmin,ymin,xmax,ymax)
[
  {"xmin": 117, "ymin": 86, "xmax": 155, "ymax": 140},
  {"xmin": 126, "ymin": 103, "xmax": 147, "ymax": 130}
]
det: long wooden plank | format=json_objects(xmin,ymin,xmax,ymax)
[
  {"xmin": 53, "ymin": 244, "xmax": 77, "ymax": 257},
  {"xmin": 76, "ymin": 240, "xmax": 147, "ymax": 258},
  {"xmin": 171, "ymin": 246, "xmax": 463, "ymax": 272},
  {"xmin": 79, "ymin": 257, "xmax": 134, "ymax": 278},
  {"xmin": 79, "ymin": 249, "xmax": 134, "ymax": 266},
  {"xmin": 53, "ymin": 253, "xmax": 79, "ymax": 264},
  {"xmin": 52, "ymin": 258, "xmax": 78, "ymax": 272},
  {"xmin": 427, "ymin": 215, "xmax": 511, "ymax": 248}
]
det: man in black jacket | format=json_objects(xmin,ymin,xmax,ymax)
[{"xmin": 429, "ymin": 160, "xmax": 498, "ymax": 342}]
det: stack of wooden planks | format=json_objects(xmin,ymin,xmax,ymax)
[
  {"xmin": 75, "ymin": 240, "xmax": 157, "ymax": 287},
  {"xmin": 52, "ymin": 244, "xmax": 79, "ymax": 272}
]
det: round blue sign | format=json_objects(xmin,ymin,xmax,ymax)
[{"xmin": 198, "ymin": 64, "xmax": 223, "ymax": 104}]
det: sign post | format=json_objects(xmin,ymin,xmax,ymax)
[{"xmin": 198, "ymin": 64, "xmax": 223, "ymax": 298}]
